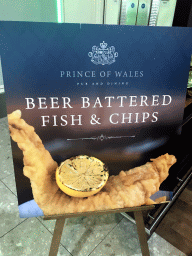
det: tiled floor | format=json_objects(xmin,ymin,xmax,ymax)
[{"xmin": 0, "ymin": 116, "xmax": 186, "ymax": 256}]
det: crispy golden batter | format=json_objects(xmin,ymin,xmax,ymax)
[
  {"xmin": 155, "ymin": 196, "xmax": 167, "ymax": 204},
  {"xmin": 8, "ymin": 110, "xmax": 177, "ymax": 215}
]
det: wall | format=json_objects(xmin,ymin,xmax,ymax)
[{"xmin": 0, "ymin": 0, "xmax": 57, "ymax": 22}]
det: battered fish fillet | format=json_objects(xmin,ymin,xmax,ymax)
[{"xmin": 8, "ymin": 110, "xmax": 177, "ymax": 215}]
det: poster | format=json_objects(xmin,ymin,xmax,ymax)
[{"xmin": 0, "ymin": 21, "xmax": 192, "ymax": 218}]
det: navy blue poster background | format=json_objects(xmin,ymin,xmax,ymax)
[{"xmin": 1, "ymin": 21, "xmax": 192, "ymax": 209}]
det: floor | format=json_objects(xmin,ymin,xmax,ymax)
[
  {"xmin": 156, "ymin": 178, "xmax": 192, "ymax": 256},
  {"xmin": 0, "ymin": 116, "xmax": 186, "ymax": 256}
]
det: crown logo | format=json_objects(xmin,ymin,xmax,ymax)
[
  {"xmin": 88, "ymin": 41, "xmax": 118, "ymax": 65},
  {"xmin": 100, "ymin": 41, "xmax": 108, "ymax": 49}
]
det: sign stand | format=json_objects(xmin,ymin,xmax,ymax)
[{"xmin": 43, "ymin": 205, "xmax": 154, "ymax": 256}]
